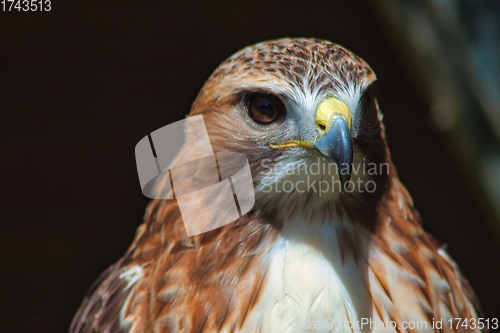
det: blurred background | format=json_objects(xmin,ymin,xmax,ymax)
[{"xmin": 1, "ymin": 1, "xmax": 499, "ymax": 332}]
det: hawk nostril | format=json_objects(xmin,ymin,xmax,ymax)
[{"xmin": 317, "ymin": 122, "xmax": 326, "ymax": 134}]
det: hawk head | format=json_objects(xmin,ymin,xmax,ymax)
[{"xmin": 173, "ymin": 38, "xmax": 392, "ymax": 228}]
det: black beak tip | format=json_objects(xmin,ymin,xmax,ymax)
[{"xmin": 339, "ymin": 172, "xmax": 351, "ymax": 194}]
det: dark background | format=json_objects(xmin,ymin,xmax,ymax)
[{"xmin": 1, "ymin": 1, "xmax": 499, "ymax": 332}]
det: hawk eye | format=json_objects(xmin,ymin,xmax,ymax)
[{"xmin": 247, "ymin": 93, "xmax": 285, "ymax": 124}]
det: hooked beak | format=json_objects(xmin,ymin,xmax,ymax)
[
  {"xmin": 313, "ymin": 117, "xmax": 353, "ymax": 191},
  {"xmin": 270, "ymin": 97, "xmax": 353, "ymax": 192}
]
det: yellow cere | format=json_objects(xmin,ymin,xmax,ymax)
[{"xmin": 315, "ymin": 97, "xmax": 351, "ymax": 136}]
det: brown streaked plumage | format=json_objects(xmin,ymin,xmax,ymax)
[{"xmin": 70, "ymin": 38, "xmax": 481, "ymax": 333}]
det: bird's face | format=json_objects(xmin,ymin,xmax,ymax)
[{"xmin": 188, "ymin": 38, "xmax": 389, "ymax": 223}]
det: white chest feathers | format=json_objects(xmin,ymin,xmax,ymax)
[{"xmin": 241, "ymin": 219, "xmax": 374, "ymax": 333}]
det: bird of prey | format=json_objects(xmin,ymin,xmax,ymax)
[{"xmin": 70, "ymin": 38, "xmax": 481, "ymax": 333}]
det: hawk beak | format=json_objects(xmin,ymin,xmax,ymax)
[
  {"xmin": 270, "ymin": 97, "xmax": 353, "ymax": 192},
  {"xmin": 313, "ymin": 97, "xmax": 353, "ymax": 192}
]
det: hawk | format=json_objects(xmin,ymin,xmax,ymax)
[{"xmin": 70, "ymin": 38, "xmax": 481, "ymax": 333}]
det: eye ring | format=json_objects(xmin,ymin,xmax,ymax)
[{"xmin": 247, "ymin": 93, "xmax": 285, "ymax": 124}]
